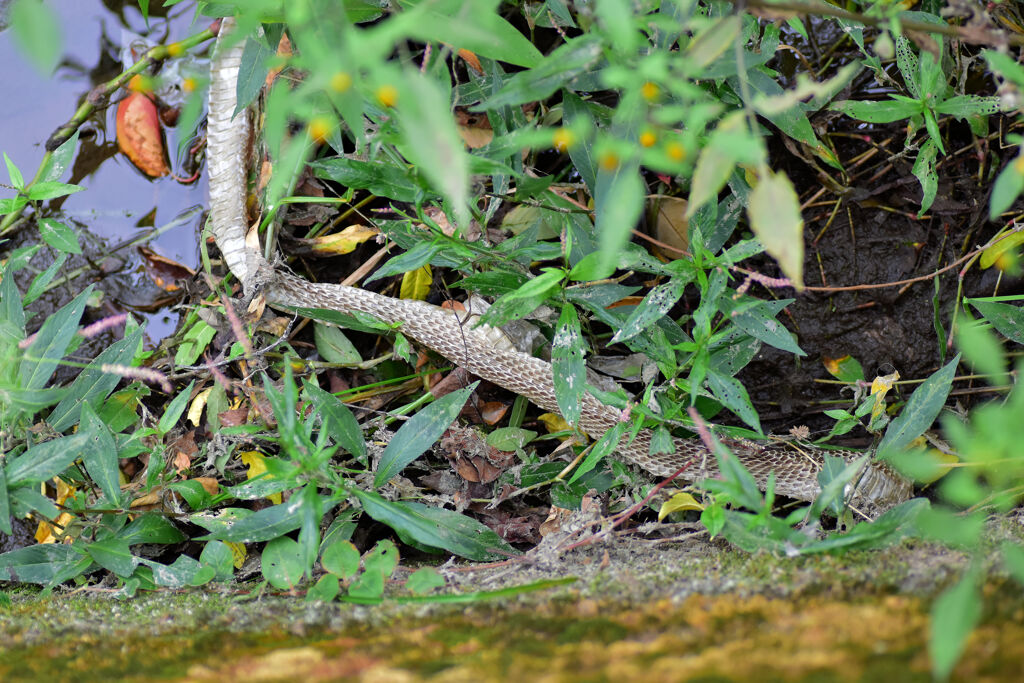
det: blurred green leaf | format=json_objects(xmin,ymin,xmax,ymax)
[
  {"xmin": 748, "ymin": 170, "xmax": 804, "ymax": 290},
  {"xmin": 929, "ymin": 568, "xmax": 981, "ymax": 681},
  {"xmin": 10, "ymin": 0, "xmax": 61, "ymax": 74}
]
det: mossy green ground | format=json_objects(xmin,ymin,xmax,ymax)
[{"xmin": 2, "ymin": 524, "xmax": 1023, "ymax": 682}]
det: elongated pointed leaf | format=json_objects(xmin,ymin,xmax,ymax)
[
  {"xmin": 374, "ymin": 382, "xmax": 478, "ymax": 488},
  {"xmin": 4, "ymin": 432, "xmax": 89, "ymax": 487},
  {"xmin": 879, "ymin": 354, "xmax": 960, "ymax": 454},
  {"xmin": 49, "ymin": 325, "xmax": 144, "ymax": 432},
  {"xmin": 20, "ymin": 287, "xmax": 92, "ymax": 390},
  {"xmin": 79, "ymin": 403, "xmax": 121, "ymax": 504},
  {"xmin": 552, "ymin": 304, "xmax": 585, "ymax": 426},
  {"xmin": 303, "ymin": 382, "xmax": 367, "ymax": 462},
  {"xmin": 354, "ymin": 489, "xmax": 514, "ymax": 561}
]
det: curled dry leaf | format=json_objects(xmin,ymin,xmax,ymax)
[{"xmin": 116, "ymin": 91, "xmax": 170, "ymax": 177}]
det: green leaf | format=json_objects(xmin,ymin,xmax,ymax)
[
  {"xmin": 552, "ymin": 304, "xmax": 585, "ymax": 426},
  {"xmin": 262, "ymin": 536, "xmax": 305, "ymax": 590},
  {"xmin": 405, "ymin": 3, "xmax": 542, "ymax": 68},
  {"xmin": 989, "ymin": 157, "xmax": 1024, "ymax": 220},
  {"xmin": 706, "ymin": 370, "xmax": 761, "ymax": 434},
  {"xmin": 22, "ymin": 251, "xmax": 68, "ymax": 305},
  {"xmin": 0, "ymin": 196, "xmax": 28, "ymax": 216},
  {"xmin": 321, "ymin": 539, "xmax": 360, "ymax": 579},
  {"xmin": 726, "ymin": 300, "xmax": 806, "ymax": 356},
  {"xmin": 201, "ymin": 500, "xmax": 303, "ymax": 542},
  {"xmin": 968, "ymin": 298, "xmax": 1024, "ymax": 344},
  {"xmin": 314, "ymin": 323, "xmax": 362, "ymax": 364},
  {"xmin": 49, "ymin": 325, "xmax": 145, "ymax": 432},
  {"xmin": 302, "ymin": 383, "xmax": 367, "ymax": 462},
  {"xmin": 25, "ymin": 181, "xmax": 84, "ymax": 201},
  {"xmin": 485, "ymin": 427, "xmax": 537, "ymax": 451},
  {"xmin": 174, "ymin": 320, "xmax": 216, "ymax": 366},
  {"xmin": 296, "ymin": 484, "xmax": 323, "ymax": 576},
  {"xmin": 374, "ymin": 382, "xmax": 477, "ymax": 488},
  {"xmin": 561, "ymin": 91, "xmax": 598, "ymax": 193},
  {"xmin": 306, "ymin": 574, "xmax": 340, "ymax": 602},
  {"xmin": 610, "ymin": 277, "xmax": 687, "ymax": 345},
  {"xmin": 1002, "ymin": 542, "xmax": 1024, "ymax": 585},
  {"xmin": 4, "ymin": 432, "xmax": 89, "ymax": 487},
  {"xmin": 912, "ymin": 140, "xmax": 939, "ymax": 217},
  {"xmin": 86, "ymin": 538, "xmax": 137, "ymax": 577},
  {"xmin": 363, "ymin": 539, "xmax": 398, "ymax": 579},
  {"xmin": 311, "ymin": 157, "xmax": 422, "ymax": 203},
  {"xmin": 19, "ymin": 287, "xmax": 92, "ymax": 390},
  {"xmin": 117, "ymin": 513, "xmax": 186, "ymax": 545},
  {"xmin": 929, "ymin": 568, "xmax": 982, "ymax": 680},
  {"xmin": 594, "ymin": 165, "xmax": 644, "ymax": 279},
  {"xmin": 0, "ymin": 545, "xmax": 86, "ymax": 585},
  {"xmin": 479, "ymin": 268, "xmax": 564, "ymax": 327},
  {"xmin": 79, "ymin": 403, "xmax": 121, "ymax": 504},
  {"xmin": 39, "ymin": 130, "xmax": 80, "ymax": 183},
  {"xmin": 935, "ymin": 95, "xmax": 1005, "ymax": 119},
  {"xmin": 395, "ymin": 70, "xmax": 470, "ymax": 229},
  {"xmin": 830, "ymin": 98, "xmax": 922, "ymax": 123},
  {"xmin": 354, "ymin": 489, "xmax": 515, "ymax": 561},
  {"xmin": 37, "ymin": 218, "xmax": 81, "ymax": 254},
  {"xmin": 748, "ymin": 171, "xmax": 804, "ymax": 289},
  {"xmin": 199, "ymin": 541, "xmax": 235, "ymax": 582},
  {"xmin": 0, "ymin": 260, "xmax": 26, "ymax": 331},
  {"xmin": 144, "ymin": 555, "xmax": 203, "ymax": 588},
  {"xmin": 955, "ymin": 318, "xmax": 1007, "ymax": 384},
  {"xmin": 406, "ymin": 567, "xmax": 446, "ymax": 594},
  {"xmin": 567, "ymin": 421, "xmax": 623, "ymax": 485},
  {"xmin": 0, "ymin": 466, "xmax": 11, "ymax": 536},
  {"xmin": 879, "ymin": 354, "xmax": 960, "ymax": 454},
  {"xmin": 479, "ymin": 35, "xmax": 601, "ymax": 110},
  {"xmin": 688, "ymin": 141, "xmax": 737, "ymax": 218},
  {"xmin": 348, "ymin": 566, "xmax": 385, "ymax": 599},
  {"xmin": 10, "ymin": 0, "xmax": 61, "ymax": 74},
  {"xmin": 158, "ymin": 379, "xmax": 196, "ymax": 436},
  {"xmin": 235, "ymin": 30, "xmax": 275, "ymax": 114}
]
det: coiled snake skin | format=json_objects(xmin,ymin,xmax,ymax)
[{"xmin": 207, "ymin": 20, "xmax": 912, "ymax": 519}]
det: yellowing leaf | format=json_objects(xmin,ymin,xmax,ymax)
[
  {"xmin": 225, "ymin": 541, "xmax": 248, "ymax": 568},
  {"xmin": 537, "ymin": 412, "xmax": 571, "ymax": 435},
  {"xmin": 188, "ymin": 387, "xmax": 212, "ymax": 426},
  {"xmin": 870, "ymin": 371, "xmax": 900, "ymax": 422},
  {"xmin": 823, "ymin": 355, "xmax": 864, "ymax": 383},
  {"xmin": 748, "ymin": 170, "xmax": 805, "ymax": 290},
  {"xmin": 36, "ymin": 478, "xmax": 77, "ymax": 543},
  {"xmin": 239, "ymin": 451, "xmax": 282, "ymax": 504},
  {"xmin": 400, "ymin": 265, "xmax": 432, "ymax": 301},
  {"xmin": 308, "ymin": 224, "xmax": 378, "ymax": 255},
  {"xmin": 980, "ymin": 229, "xmax": 1024, "ymax": 269},
  {"xmin": 658, "ymin": 491, "xmax": 704, "ymax": 521}
]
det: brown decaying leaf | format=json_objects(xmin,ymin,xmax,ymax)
[
  {"xmin": 218, "ymin": 406, "xmax": 249, "ymax": 427},
  {"xmin": 138, "ymin": 246, "xmax": 195, "ymax": 292},
  {"xmin": 116, "ymin": 91, "xmax": 170, "ymax": 177},
  {"xmin": 455, "ymin": 107, "xmax": 493, "ymax": 149},
  {"xmin": 457, "ymin": 48, "xmax": 483, "ymax": 74},
  {"xmin": 651, "ymin": 194, "xmax": 689, "ymax": 255}
]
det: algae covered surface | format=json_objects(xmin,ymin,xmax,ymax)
[{"xmin": 2, "ymin": 530, "xmax": 1023, "ymax": 682}]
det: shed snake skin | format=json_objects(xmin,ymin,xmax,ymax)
[{"xmin": 206, "ymin": 19, "xmax": 912, "ymax": 519}]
